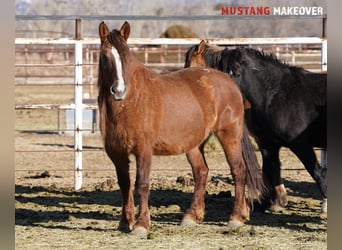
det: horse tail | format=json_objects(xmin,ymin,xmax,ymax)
[{"xmin": 241, "ymin": 123, "xmax": 266, "ymax": 208}]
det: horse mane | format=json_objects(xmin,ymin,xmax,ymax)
[
  {"xmin": 222, "ymin": 47, "xmax": 298, "ymax": 74},
  {"xmin": 202, "ymin": 44, "xmax": 225, "ymax": 68},
  {"xmin": 107, "ymin": 29, "xmax": 130, "ymax": 55},
  {"xmin": 185, "ymin": 43, "xmax": 224, "ymax": 68},
  {"xmin": 222, "ymin": 47, "xmax": 327, "ymax": 108},
  {"xmin": 221, "ymin": 47, "xmax": 313, "ymax": 86},
  {"xmin": 244, "ymin": 48, "xmax": 294, "ymax": 68}
]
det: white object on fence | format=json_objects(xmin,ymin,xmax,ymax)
[{"xmin": 74, "ymin": 40, "xmax": 83, "ymax": 190}]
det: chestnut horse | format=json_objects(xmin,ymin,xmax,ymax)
[
  {"xmin": 97, "ymin": 21, "xmax": 264, "ymax": 237},
  {"xmin": 185, "ymin": 40, "xmax": 327, "ymax": 214}
]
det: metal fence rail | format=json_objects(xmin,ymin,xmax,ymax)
[{"xmin": 15, "ymin": 19, "xmax": 327, "ymax": 190}]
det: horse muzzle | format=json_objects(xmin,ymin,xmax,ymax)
[{"xmin": 110, "ymin": 83, "xmax": 127, "ymax": 101}]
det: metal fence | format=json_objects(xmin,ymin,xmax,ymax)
[{"xmin": 15, "ymin": 18, "xmax": 327, "ymax": 190}]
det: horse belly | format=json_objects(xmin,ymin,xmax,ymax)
[
  {"xmin": 153, "ymin": 99, "xmax": 211, "ymax": 155},
  {"xmin": 306, "ymin": 115, "xmax": 327, "ymax": 148}
]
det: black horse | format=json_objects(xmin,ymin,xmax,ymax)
[{"xmin": 185, "ymin": 41, "xmax": 327, "ymax": 213}]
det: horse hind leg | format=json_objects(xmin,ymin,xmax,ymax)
[
  {"xmin": 215, "ymin": 130, "xmax": 250, "ymax": 228},
  {"xmin": 289, "ymin": 142, "xmax": 327, "ymax": 214},
  {"xmin": 262, "ymin": 145, "xmax": 288, "ymax": 212},
  {"xmin": 250, "ymin": 143, "xmax": 288, "ymax": 213},
  {"xmin": 181, "ymin": 145, "xmax": 209, "ymax": 226}
]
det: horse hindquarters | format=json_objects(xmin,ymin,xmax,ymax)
[
  {"xmin": 181, "ymin": 145, "xmax": 209, "ymax": 226},
  {"xmin": 210, "ymin": 74, "xmax": 256, "ymax": 226},
  {"xmin": 214, "ymin": 123, "xmax": 250, "ymax": 227}
]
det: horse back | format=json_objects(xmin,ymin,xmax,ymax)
[
  {"xmin": 253, "ymin": 69, "xmax": 326, "ymax": 145},
  {"xmin": 166, "ymin": 68, "xmax": 243, "ymax": 109},
  {"xmin": 152, "ymin": 68, "xmax": 244, "ymax": 154}
]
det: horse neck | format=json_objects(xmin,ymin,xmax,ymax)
[
  {"xmin": 205, "ymin": 47, "xmax": 224, "ymax": 69},
  {"xmin": 123, "ymin": 52, "xmax": 152, "ymax": 86},
  {"xmin": 237, "ymin": 56, "xmax": 285, "ymax": 110}
]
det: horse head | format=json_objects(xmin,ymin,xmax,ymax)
[
  {"xmin": 184, "ymin": 40, "xmax": 208, "ymax": 68},
  {"xmin": 185, "ymin": 40, "xmax": 225, "ymax": 70},
  {"xmin": 98, "ymin": 21, "xmax": 131, "ymax": 101},
  {"xmin": 220, "ymin": 48, "xmax": 244, "ymax": 79}
]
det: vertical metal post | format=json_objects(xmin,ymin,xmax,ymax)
[
  {"xmin": 320, "ymin": 38, "xmax": 327, "ymax": 168},
  {"xmin": 144, "ymin": 47, "xmax": 148, "ymax": 64},
  {"xmin": 320, "ymin": 16, "xmax": 327, "ymax": 168},
  {"xmin": 322, "ymin": 15, "xmax": 327, "ymax": 39},
  {"xmin": 275, "ymin": 46, "xmax": 280, "ymax": 59},
  {"xmin": 321, "ymin": 39, "xmax": 327, "ymax": 72},
  {"xmin": 74, "ymin": 18, "xmax": 83, "ymax": 190}
]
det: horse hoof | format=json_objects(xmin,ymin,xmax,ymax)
[
  {"xmin": 118, "ymin": 223, "xmax": 133, "ymax": 233},
  {"xmin": 130, "ymin": 226, "xmax": 148, "ymax": 239},
  {"xmin": 269, "ymin": 204, "xmax": 286, "ymax": 212},
  {"xmin": 228, "ymin": 220, "xmax": 244, "ymax": 228},
  {"xmin": 181, "ymin": 218, "xmax": 197, "ymax": 227},
  {"xmin": 321, "ymin": 198, "xmax": 327, "ymax": 214},
  {"xmin": 181, "ymin": 214, "xmax": 198, "ymax": 227}
]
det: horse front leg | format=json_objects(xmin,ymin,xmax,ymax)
[
  {"xmin": 182, "ymin": 146, "xmax": 209, "ymax": 226},
  {"xmin": 110, "ymin": 152, "xmax": 135, "ymax": 232},
  {"xmin": 132, "ymin": 148, "xmax": 153, "ymax": 237}
]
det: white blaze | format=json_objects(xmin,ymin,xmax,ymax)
[{"xmin": 111, "ymin": 47, "xmax": 125, "ymax": 93}]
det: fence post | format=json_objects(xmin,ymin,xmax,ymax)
[
  {"xmin": 321, "ymin": 15, "xmax": 327, "ymax": 72},
  {"xmin": 74, "ymin": 18, "xmax": 83, "ymax": 190},
  {"xmin": 320, "ymin": 16, "xmax": 327, "ymax": 169},
  {"xmin": 321, "ymin": 39, "xmax": 327, "ymax": 72}
]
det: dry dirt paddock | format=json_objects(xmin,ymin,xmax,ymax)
[{"xmin": 15, "ymin": 132, "xmax": 327, "ymax": 250}]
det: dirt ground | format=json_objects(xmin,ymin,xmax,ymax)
[{"xmin": 15, "ymin": 132, "xmax": 327, "ymax": 250}]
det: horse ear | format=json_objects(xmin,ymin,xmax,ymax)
[
  {"xmin": 197, "ymin": 40, "xmax": 206, "ymax": 55},
  {"xmin": 120, "ymin": 21, "xmax": 130, "ymax": 41},
  {"xmin": 99, "ymin": 21, "xmax": 109, "ymax": 44}
]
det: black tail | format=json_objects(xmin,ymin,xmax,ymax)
[{"xmin": 241, "ymin": 123, "xmax": 266, "ymax": 208}]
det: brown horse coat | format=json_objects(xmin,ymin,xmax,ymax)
[
  {"xmin": 97, "ymin": 21, "xmax": 264, "ymax": 237},
  {"xmin": 100, "ymin": 65, "xmax": 243, "ymax": 155}
]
